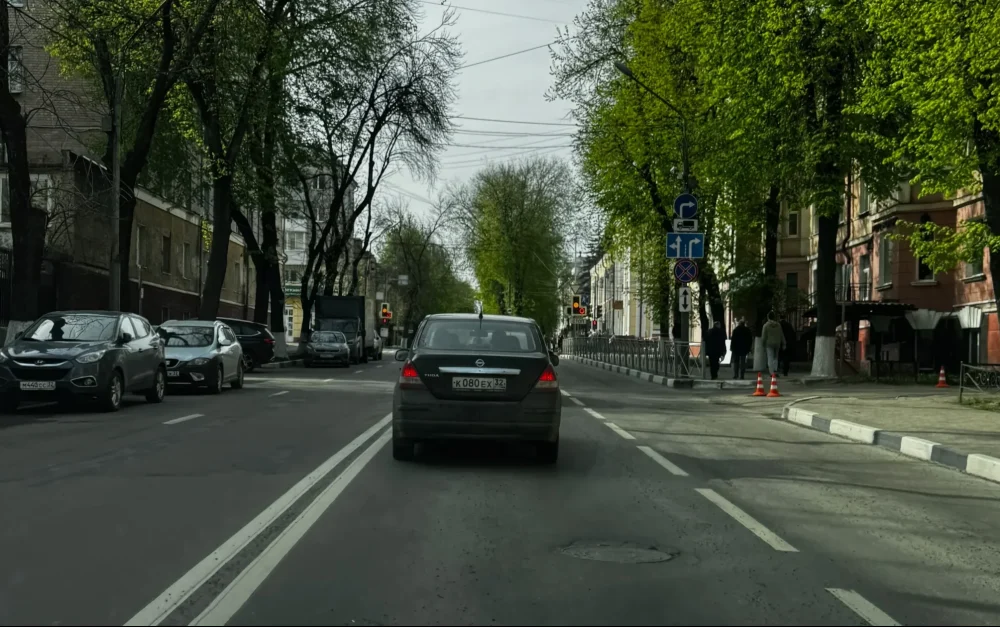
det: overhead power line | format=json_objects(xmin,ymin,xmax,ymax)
[
  {"xmin": 416, "ymin": 0, "xmax": 566, "ymax": 24},
  {"xmin": 451, "ymin": 115, "xmax": 577, "ymax": 127},
  {"xmin": 459, "ymin": 42, "xmax": 556, "ymax": 69}
]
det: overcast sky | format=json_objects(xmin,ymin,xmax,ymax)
[{"xmin": 380, "ymin": 0, "xmax": 589, "ymax": 216}]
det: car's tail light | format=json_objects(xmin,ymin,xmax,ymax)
[
  {"xmin": 399, "ymin": 361, "xmax": 423, "ymax": 388},
  {"xmin": 536, "ymin": 365, "xmax": 558, "ymax": 390},
  {"xmin": 264, "ymin": 337, "xmax": 274, "ymax": 345}
]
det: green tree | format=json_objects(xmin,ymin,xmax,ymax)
[{"xmin": 855, "ymin": 0, "xmax": 1000, "ymax": 306}]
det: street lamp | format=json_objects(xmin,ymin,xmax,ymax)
[
  {"xmin": 613, "ymin": 61, "xmax": 691, "ymax": 194},
  {"xmin": 109, "ymin": 0, "xmax": 170, "ymax": 311}
]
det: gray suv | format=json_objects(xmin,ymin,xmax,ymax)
[{"xmin": 0, "ymin": 310, "xmax": 167, "ymax": 412}]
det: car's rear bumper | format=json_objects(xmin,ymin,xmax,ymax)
[{"xmin": 392, "ymin": 388, "xmax": 561, "ymax": 442}]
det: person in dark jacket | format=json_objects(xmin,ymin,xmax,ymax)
[
  {"xmin": 730, "ymin": 318, "xmax": 753, "ymax": 379},
  {"xmin": 779, "ymin": 316, "xmax": 796, "ymax": 376},
  {"xmin": 705, "ymin": 320, "xmax": 727, "ymax": 380}
]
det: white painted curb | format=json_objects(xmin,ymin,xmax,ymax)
[
  {"xmin": 828, "ymin": 419, "xmax": 880, "ymax": 444},
  {"xmin": 966, "ymin": 454, "xmax": 1000, "ymax": 483},
  {"xmin": 899, "ymin": 436, "xmax": 937, "ymax": 461}
]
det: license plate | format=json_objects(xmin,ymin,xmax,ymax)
[
  {"xmin": 167, "ymin": 370, "xmax": 180, "ymax": 378},
  {"xmin": 452, "ymin": 377, "xmax": 506, "ymax": 391},
  {"xmin": 19, "ymin": 381, "xmax": 56, "ymax": 391}
]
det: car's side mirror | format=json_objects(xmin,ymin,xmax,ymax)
[
  {"xmin": 394, "ymin": 349, "xmax": 409, "ymax": 362},
  {"xmin": 119, "ymin": 332, "xmax": 133, "ymax": 344},
  {"xmin": 549, "ymin": 351, "xmax": 560, "ymax": 367}
]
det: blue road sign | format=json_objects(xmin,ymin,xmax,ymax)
[
  {"xmin": 673, "ymin": 193, "xmax": 698, "ymax": 219},
  {"xmin": 666, "ymin": 233, "xmax": 705, "ymax": 259},
  {"xmin": 674, "ymin": 258, "xmax": 699, "ymax": 283}
]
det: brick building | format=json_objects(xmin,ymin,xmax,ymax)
[
  {"xmin": 775, "ymin": 176, "xmax": 992, "ymax": 375},
  {"xmin": 1, "ymin": 0, "xmax": 259, "ymax": 326}
]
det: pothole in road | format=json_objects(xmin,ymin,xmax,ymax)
[{"xmin": 558, "ymin": 540, "xmax": 677, "ymax": 564}]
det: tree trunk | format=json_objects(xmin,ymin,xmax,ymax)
[
  {"xmin": 0, "ymin": 105, "xmax": 44, "ymax": 336},
  {"xmin": 756, "ymin": 185, "xmax": 782, "ymax": 332},
  {"xmin": 253, "ymin": 261, "xmax": 268, "ymax": 322},
  {"xmin": 267, "ymin": 263, "xmax": 287, "ymax": 357},
  {"xmin": 198, "ymin": 175, "xmax": 233, "ymax": 319},
  {"xmin": 811, "ymin": 213, "xmax": 839, "ymax": 376},
  {"xmin": 974, "ymin": 119, "xmax": 1000, "ymax": 314}
]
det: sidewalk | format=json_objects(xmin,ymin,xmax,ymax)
[{"xmin": 779, "ymin": 391, "xmax": 1000, "ymax": 486}]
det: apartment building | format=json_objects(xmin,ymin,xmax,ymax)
[
  {"xmin": 1, "ymin": 0, "xmax": 260, "ymax": 326},
  {"xmin": 589, "ymin": 250, "xmax": 659, "ymax": 339},
  {"xmin": 776, "ymin": 178, "xmax": 991, "ymax": 373}
]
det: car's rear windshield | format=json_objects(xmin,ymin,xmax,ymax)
[
  {"xmin": 416, "ymin": 319, "xmax": 542, "ymax": 352},
  {"xmin": 158, "ymin": 326, "xmax": 214, "ymax": 347},
  {"xmin": 311, "ymin": 331, "xmax": 346, "ymax": 343},
  {"xmin": 25, "ymin": 314, "xmax": 118, "ymax": 342}
]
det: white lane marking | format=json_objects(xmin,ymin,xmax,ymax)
[
  {"xmin": 570, "ymin": 396, "xmax": 585, "ymax": 406},
  {"xmin": 560, "ymin": 389, "xmax": 572, "ymax": 397},
  {"xmin": 269, "ymin": 391, "xmax": 288, "ymax": 397},
  {"xmin": 190, "ymin": 430, "xmax": 390, "ymax": 626},
  {"xmin": 695, "ymin": 488, "xmax": 798, "ymax": 552},
  {"xmin": 354, "ymin": 369, "xmax": 363, "ymax": 374},
  {"xmin": 123, "ymin": 414, "xmax": 392, "ymax": 626},
  {"xmin": 637, "ymin": 445, "xmax": 689, "ymax": 476},
  {"xmin": 583, "ymin": 407, "xmax": 605, "ymax": 420},
  {"xmin": 604, "ymin": 422, "xmax": 635, "ymax": 440},
  {"xmin": 323, "ymin": 378, "xmax": 333, "ymax": 383},
  {"xmin": 163, "ymin": 414, "xmax": 204, "ymax": 426},
  {"xmin": 826, "ymin": 589, "xmax": 900, "ymax": 626},
  {"xmin": 375, "ymin": 365, "xmax": 382, "ymax": 368}
]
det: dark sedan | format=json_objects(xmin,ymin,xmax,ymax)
[
  {"xmin": 304, "ymin": 330, "xmax": 351, "ymax": 367},
  {"xmin": 391, "ymin": 313, "xmax": 562, "ymax": 463},
  {"xmin": 0, "ymin": 310, "xmax": 167, "ymax": 412}
]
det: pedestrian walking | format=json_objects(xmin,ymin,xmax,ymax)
[
  {"xmin": 705, "ymin": 320, "xmax": 727, "ymax": 380},
  {"xmin": 761, "ymin": 311, "xmax": 785, "ymax": 375},
  {"xmin": 730, "ymin": 318, "xmax": 753, "ymax": 379}
]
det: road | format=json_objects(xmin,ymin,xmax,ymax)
[{"xmin": 2, "ymin": 357, "xmax": 1000, "ymax": 625}]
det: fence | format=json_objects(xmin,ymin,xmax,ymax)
[
  {"xmin": 567, "ymin": 336, "xmax": 704, "ymax": 378},
  {"xmin": 958, "ymin": 363, "xmax": 1000, "ymax": 404}
]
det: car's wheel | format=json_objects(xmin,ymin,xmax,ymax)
[
  {"xmin": 0, "ymin": 396, "xmax": 20, "ymax": 413},
  {"xmin": 244, "ymin": 353, "xmax": 256, "ymax": 373},
  {"xmin": 209, "ymin": 365, "xmax": 224, "ymax": 394},
  {"xmin": 145, "ymin": 367, "xmax": 166, "ymax": 403},
  {"xmin": 538, "ymin": 439, "xmax": 559, "ymax": 464},
  {"xmin": 392, "ymin": 435, "xmax": 415, "ymax": 461},
  {"xmin": 231, "ymin": 361, "xmax": 245, "ymax": 389},
  {"xmin": 101, "ymin": 370, "xmax": 124, "ymax": 412}
]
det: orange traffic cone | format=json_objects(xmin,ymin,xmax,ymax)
[
  {"xmin": 752, "ymin": 372, "xmax": 766, "ymax": 397},
  {"xmin": 766, "ymin": 373, "xmax": 781, "ymax": 397},
  {"xmin": 936, "ymin": 366, "xmax": 949, "ymax": 388}
]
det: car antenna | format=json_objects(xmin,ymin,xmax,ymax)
[{"xmin": 475, "ymin": 300, "xmax": 484, "ymax": 327}]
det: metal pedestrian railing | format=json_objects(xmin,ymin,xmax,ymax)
[
  {"xmin": 567, "ymin": 336, "xmax": 703, "ymax": 378},
  {"xmin": 958, "ymin": 363, "xmax": 1000, "ymax": 404}
]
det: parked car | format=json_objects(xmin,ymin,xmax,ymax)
[
  {"xmin": 0, "ymin": 310, "xmax": 167, "ymax": 412},
  {"xmin": 304, "ymin": 330, "xmax": 351, "ymax": 367},
  {"xmin": 217, "ymin": 317, "xmax": 274, "ymax": 372},
  {"xmin": 391, "ymin": 313, "xmax": 562, "ymax": 463},
  {"xmin": 158, "ymin": 320, "xmax": 244, "ymax": 393}
]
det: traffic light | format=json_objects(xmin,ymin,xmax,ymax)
[
  {"xmin": 380, "ymin": 302, "xmax": 390, "ymax": 317},
  {"xmin": 579, "ymin": 306, "xmax": 587, "ymax": 316},
  {"xmin": 596, "ymin": 304, "xmax": 603, "ymax": 319},
  {"xmin": 592, "ymin": 319, "xmax": 598, "ymax": 330},
  {"xmin": 572, "ymin": 295, "xmax": 581, "ymax": 314}
]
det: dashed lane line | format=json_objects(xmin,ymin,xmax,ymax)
[
  {"xmin": 163, "ymin": 414, "xmax": 204, "ymax": 426},
  {"xmin": 604, "ymin": 422, "xmax": 636, "ymax": 440},
  {"xmin": 826, "ymin": 589, "xmax": 900, "ymax": 626},
  {"xmin": 637, "ymin": 445, "xmax": 689, "ymax": 476},
  {"xmin": 583, "ymin": 407, "xmax": 605, "ymax": 420},
  {"xmin": 695, "ymin": 488, "xmax": 798, "ymax": 552},
  {"xmin": 569, "ymin": 396, "xmax": 585, "ymax": 406},
  {"xmin": 269, "ymin": 391, "xmax": 289, "ymax": 398}
]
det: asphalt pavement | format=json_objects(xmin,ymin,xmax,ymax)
[{"xmin": 2, "ymin": 356, "xmax": 999, "ymax": 625}]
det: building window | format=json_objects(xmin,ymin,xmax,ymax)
[
  {"xmin": 917, "ymin": 214, "xmax": 934, "ymax": 281},
  {"xmin": 182, "ymin": 243, "xmax": 191, "ymax": 278},
  {"xmin": 878, "ymin": 233, "xmax": 893, "ymax": 286},
  {"xmin": 0, "ymin": 176, "xmax": 9, "ymax": 223},
  {"xmin": 284, "ymin": 231, "xmax": 305, "ymax": 250},
  {"xmin": 858, "ymin": 179, "xmax": 871, "ymax": 215},
  {"xmin": 8, "ymin": 47, "xmax": 23, "ymax": 94},
  {"xmin": 234, "ymin": 260, "xmax": 243, "ymax": 287},
  {"xmin": 788, "ymin": 211, "xmax": 799, "ymax": 236},
  {"xmin": 965, "ymin": 250, "xmax": 984, "ymax": 278},
  {"xmin": 161, "ymin": 234, "xmax": 172, "ymax": 273},
  {"xmin": 859, "ymin": 254, "xmax": 871, "ymax": 300}
]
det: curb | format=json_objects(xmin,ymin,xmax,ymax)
[
  {"xmin": 781, "ymin": 404, "xmax": 1000, "ymax": 486},
  {"xmin": 260, "ymin": 359, "xmax": 305, "ymax": 370},
  {"xmin": 569, "ymin": 355, "xmax": 695, "ymax": 388}
]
